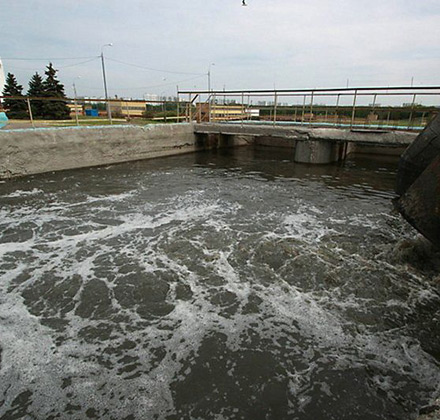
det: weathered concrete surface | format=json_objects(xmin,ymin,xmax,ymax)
[
  {"xmin": 294, "ymin": 140, "xmax": 345, "ymax": 164},
  {"xmin": 195, "ymin": 132, "xmax": 252, "ymax": 150},
  {"xmin": 396, "ymin": 114, "xmax": 440, "ymax": 196},
  {"xmin": 0, "ymin": 122, "xmax": 419, "ymax": 179},
  {"xmin": 394, "ymin": 114, "xmax": 440, "ymax": 248},
  {"xmin": 195, "ymin": 123, "xmax": 416, "ymax": 164},
  {"xmin": 395, "ymin": 155, "xmax": 440, "ymax": 249},
  {"xmin": 195, "ymin": 123, "xmax": 417, "ymax": 146},
  {"xmin": 0, "ymin": 124, "xmax": 197, "ymax": 179}
]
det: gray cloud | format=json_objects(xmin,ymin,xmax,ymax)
[{"xmin": 1, "ymin": 0, "xmax": 439, "ymax": 99}]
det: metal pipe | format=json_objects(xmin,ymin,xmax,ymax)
[{"xmin": 273, "ymin": 92, "xmax": 278, "ymax": 126}]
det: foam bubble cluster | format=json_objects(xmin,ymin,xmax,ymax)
[{"xmin": 0, "ymin": 150, "xmax": 439, "ymax": 419}]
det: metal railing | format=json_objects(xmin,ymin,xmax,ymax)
[
  {"xmin": 178, "ymin": 86, "xmax": 440, "ymax": 131},
  {"xmin": 0, "ymin": 96, "xmax": 191, "ymax": 129},
  {"xmin": 1, "ymin": 86, "xmax": 439, "ymax": 131}
]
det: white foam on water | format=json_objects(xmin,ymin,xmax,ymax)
[
  {"xmin": 0, "ymin": 171, "xmax": 439, "ymax": 419},
  {"xmin": 1, "ymin": 188, "xmax": 44, "ymax": 198}
]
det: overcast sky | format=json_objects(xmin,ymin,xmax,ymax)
[{"xmin": 1, "ymin": 0, "xmax": 440, "ymax": 101}]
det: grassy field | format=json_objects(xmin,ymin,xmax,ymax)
[{"xmin": 1, "ymin": 116, "xmax": 184, "ymax": 130}]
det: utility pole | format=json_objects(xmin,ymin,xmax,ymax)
[
  {"xmin": 207, "ymin": 63, "xmax": 215, "ymax": 122},
  {"xmin": 101, "ymin": 43, "xmax": 113, "ymax": 124},
  {"xmin": 73, "ymin": 76, "xmax": 81, "ymax": 126}
]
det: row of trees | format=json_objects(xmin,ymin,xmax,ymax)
[{"xmin": 2, "ymin": 63, "xmax": 70, "ymax": 120}]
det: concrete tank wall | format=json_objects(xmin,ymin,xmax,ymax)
[
  {"xmin": 0, "ymin": 124, "xmax": 197, "ymax": 179},
  {"xmin": 0, "ymin": 122, "xmax": 419, "ymax": 179}
]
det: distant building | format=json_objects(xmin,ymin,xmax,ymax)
[
  {"xmin": 67, "ymin": 103, "xmax": 83, "ymax": 117},
  {"xmin": 109, "ymin": 100, "xmax": 146, "ymax": 117},
  {"xmin": 195, "ymin": 104, "xmax": 259, "ymax": 122}
]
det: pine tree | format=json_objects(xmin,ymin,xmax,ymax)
[
  {"xmin": 2, "ymin": 73, "xmax": 28, "ymax": 119},
  {"xmin": 27, "ymin": 72, "xmax": 45, "ymax": 119},
  {"xmin": 42, "ymin": 63, "xmax": 70, "ymax": 120}
]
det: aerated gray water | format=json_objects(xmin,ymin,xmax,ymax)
[{"xmin": 0, "ymin": 147, "xmax": 439, "ymax": 420}]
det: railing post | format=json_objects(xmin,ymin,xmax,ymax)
[
  {"xmin": 273, "ymin": 91, "xmax": 278, "ymax": 126},
  {"xmin": 241, "ymin": 92, "xmax": 244, "ymax": 127},
  {"xmin": 26, "ymin": 98, "xmax": 35, "ymax": 128},
  {"xmin": 309, "ymin": 91, "xmax": 314, "ymax": 125},
  {"xmin": 370, "ymin": 93, "xmax": 377, "ymax": 129},
  {"xmin": 176, "ymin": 91, "xmax": 180, "ymax": 123},
  {"xmin": 301, "ymin": 95, "xmax": 306, "ymax": 125},
  {"xmin": 351, "ymin": 89, "xmax": 358, "ymax": 128},
  {"xmin": 188, "ymin": 94, "xmax": 192, "ymax": 122},
  {"xmin": 407, "ymin": 94, "xmax": 417, "ymax": 130},
  {"xmin": 212, "ymin": 93, "xmax": 216, "ymax": 122},
  {"xmin": 73, "ymin": 97, "xmax": 79, "ymax": 126},
  {"xmin": 335, "ymin": 94, "xmax": 340, "ymax": 127},
  {"xmin": 125, "ymin": 100, "xmax": 130, "ymax": 121}
]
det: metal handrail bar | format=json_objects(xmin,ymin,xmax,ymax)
[
  {"xmin": 203, "ymin": 92, "xmax": 440, "ymax": 98},
  {"xmin": 179, "ymin": 86, "xmax": 440, "ymax": 95},
  {"xmin": 0, "ymin": 95, "xmax": 190, "ymax": 104}
]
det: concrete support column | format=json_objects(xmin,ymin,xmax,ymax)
[{"xmin": 294, "ymin": 140, "xmax": 345, "ymax": 164}]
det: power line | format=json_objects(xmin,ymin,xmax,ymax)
[
  {"xmin": 81, "ymin": 74, "xmax": 205, "ymax": 92},
  {"xmin": 1, "ymin": 56, "xmax": 99, "ymax": 61},
  {"xmin": 105, "ymin": 57, "xmax": 205, "ymax": 76},
  {"xmin": 2, "ymin": 55, "xmax": 206, "ymax": 76},
  {"xmin": 58, "ymin": 57, "xmax": 100, "ymax": 69},
  {"xmin": 2, "ymin": 57, "xmax": 100, "ymax": 73}
]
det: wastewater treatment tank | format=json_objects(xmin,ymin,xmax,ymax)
[{"xmin": 0, "ymin": 147, "xmax": 439, "ymax": 419}]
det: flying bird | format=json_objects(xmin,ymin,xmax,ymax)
[{"xmin": 242, "ymin": 0, "xmax": 247, "ymax": 5}]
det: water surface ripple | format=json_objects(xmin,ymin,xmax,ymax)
[{"xmin": 0, "ymin": 147, "xmax": 439, "ymax": 420}]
